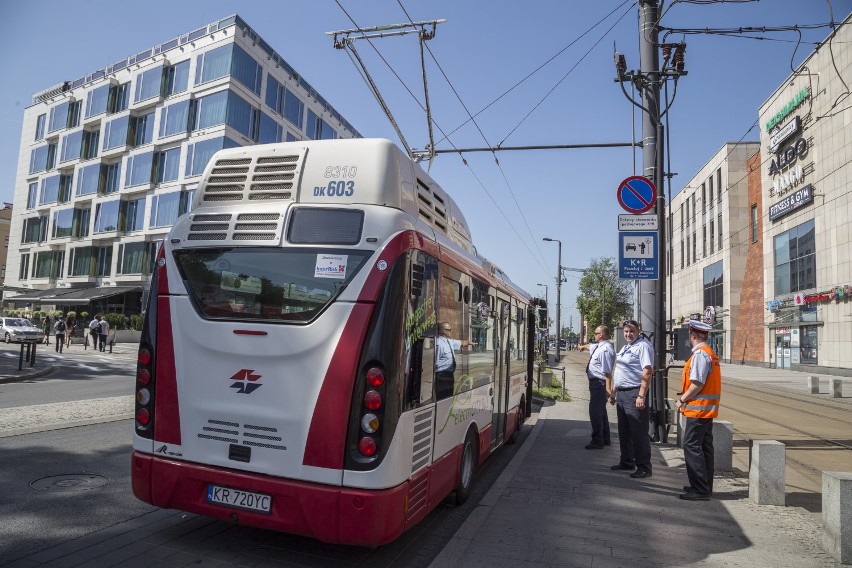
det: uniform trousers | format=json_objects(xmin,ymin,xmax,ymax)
[
  {"xmin": 615, "ymin": 386, "xmax": 651, "ymax": 472},
  {"xmin": 683, "ymin": 417, "xmax": 714, "ymax": 495},
  {"xmin": 588, "ymin": 378, "xmax": 611, "ymax": 445}
]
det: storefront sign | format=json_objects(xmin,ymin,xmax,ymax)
[
  {"xmin": 794, "ymin": 284, "xmax": 852, "ymax": 305},
  {"xmin": 769, "ymin": 116, "xmax": 801, "ymax": 152},
  {"xmin": 766, "ymin": 297, "xmax": 794, "ymax": 311},
  {"xmin": 769, "ymin": 184, "xmax": 813, "ymax": 222},
  {"xmin": 770, "ymin": 164, "xmax": 804, "ymax": 198},
  {"xmin": 775, "ymin": 328, "xmax": 791, "ymax": 334},
  {"xmin": 769, "ymin": 138, "xmax": 808, "ymax": 176},
  {"xmin": 791, "ymin": 328, "xmax": 800, "ymax": 347},
  {"xmin": 765, "ymin": 87, "xmax": 810, "ymax": 132}
]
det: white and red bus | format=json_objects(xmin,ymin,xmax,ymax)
[{"xmin": 131, "ymin": 138, "xmax": 534, "ymax": 546}]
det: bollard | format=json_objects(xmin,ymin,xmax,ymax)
[
  {"xmin": 822, "ymin": 471, "xmax": 852, "ymax": 564},
  {"xmin": 829, "ymin": 378, "xmax": 843, "ymax": 398},
  {"xmin": 18, "ymin": 343, "xmax": 24, "ymax": 371},
  {"xmin": 109, "ymin": 340, "xmax": 114, "ymax": 354},
  {"xmin": 714, "ymin": 420, "xmax": 734, "ymax": 472},
  {"xmin": 749, "ymin": 440, "xmax": 786, "ymax": 505},
  {"xmin": 30, "ymin": 341, "xmax": 36, "ymax": 367},
  {"xmin": 808, "ymin": 375, "xmax": 820, "ymax": 394}
]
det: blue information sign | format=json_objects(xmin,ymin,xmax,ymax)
[
  {"xmin": 617, "ymin": 176, "xmax": 657, "ymax": 214},
  {"xmin": 618, "ymin": 231, "xmax": 658, "ymax": 280}
]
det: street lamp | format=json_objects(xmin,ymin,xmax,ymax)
[
  {"xmin": 536, "ymin": 283, "xmax": 549, "ymax": 353},
  {"xmin": 543, "ymin": 237, "xmax": 563, "ymax": 362}
]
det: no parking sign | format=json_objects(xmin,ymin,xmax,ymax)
[{"xmin": 617, "ymin": 176, "xmax": 657, "ymax": 214}]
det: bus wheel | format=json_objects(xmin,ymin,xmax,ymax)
[
  {"xmin": 507, "ymin": 401, "xmax": 524, "ymax": 445},
  {"xmin": 455, "ymin": 428, "xmax": 477, "ymax": 505}
]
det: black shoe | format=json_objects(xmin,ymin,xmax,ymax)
[
  {"xmin": 630, "ymin": 469, "xmax": 652, "ymax": 479},
  {"xmin": 683, "ymin": 486, "xmax": 695, "ymax": 493},
  {"xmin": 585, "ymin": 443, "xmax": 605, "ymax": 450},
  {"xmin": 611, "ymin": 463, "xmax": 635, "ymax": 470},
  {"xmin": 604, "ymin": 441, "xmax": 612, "ymax": 446},
  {"xmin": 679, "ymin": 491, "xmax": 710, "ymax": 501}
]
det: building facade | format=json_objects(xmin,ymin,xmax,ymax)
[
  {"xmin": 0, "ymin": 203, "xmax": 12, "ymax": 285},
  {"xmin": 756, "ymin": 15, "xmax": 852, "ymax": 375},
  {"xmin": 5, "ymin": 14, "xmax": 359, "ymax": 315},
  {"xmin": 667, "ymin": 142, "xmax": 759, "ymax": 362}
]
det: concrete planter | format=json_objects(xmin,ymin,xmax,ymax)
[
  {"xmin": 540, "ymin": 370, "xmax": 555, "ymax": 388},
  {"xmin": 111, "ymin": 330, "xmax": 142, "ymax": 344}
]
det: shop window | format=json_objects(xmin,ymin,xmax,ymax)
[
  {"xmin": 773, "ymin": 219, "xmax": 816, "ymax": 295},
  {"xmin": 703, "ymin": 260, "xmax": 723, "ymax": 309}
]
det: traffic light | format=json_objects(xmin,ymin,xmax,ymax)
[{"xmin": 535, "ymin": 299, "xmax": 548, "ymax": 330}]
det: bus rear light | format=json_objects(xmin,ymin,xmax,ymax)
[
  {"xmin": 136, "ymin": 408, "xmax": 151, "ymax": 426},
  {"xmin": 366, "ymin": 367, "xmax": 385, "ymax": 387},
  {"xmin": 364, "ymin": 390, "xmax": 382, "ymax": 411},
  {"xmin": 137, "ymin": 369, "xmax": 151, "ymax": 386},
  {"xmin": 136, "ymin": 388, "xmax": 151, "ymax": 406},
  {"xmin": 138, "ymin": 348, "xmax": 152, "ymax": 367},
  {"xmin": 358, "ymin": 436, "xmax": 377, "ymax": 457},
  {"xmin": 361, "ymin": 413, "xmax": 380, "ymax": 434}
]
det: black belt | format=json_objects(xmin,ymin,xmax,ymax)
[{"xmin": 616, "ymin": 386, "xmax": 639, "ymax": 391}]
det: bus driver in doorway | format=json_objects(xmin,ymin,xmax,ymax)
[{"xmin": 435, "ymin": 322, "xmax": 463, "ymax": 399}]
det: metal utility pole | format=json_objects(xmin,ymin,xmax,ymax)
[
  {"xmin": 638, "ymin": 0, "xmax": 667, "ymax": 442},
  {"xmin": 543, "ymin": 238, "xmax": 562, "ymax": 362}
]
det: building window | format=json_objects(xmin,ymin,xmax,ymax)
[
  {"xmin": 134, "ymin": 65, "xmax": 165, "ymax": 103},
  {"xmin": 35, "ymin": 114, "xmax": 46, "ymax": 141},
  {"xmin": 258, "ymin": 111, "xmax": 282, "ymax": 143},
  {"xmin": 103, "ymin": 115, "xmax": 130, "ymax": 150},
  {"xmin": 773, "ymin": 219, "xmax": 816, "ymax": 295},
  {"xmin": 52, "ymin": 208, "xmax": 74, "ymax": 239},
  {"xmin": 103, "ymin": 162, "xmax": 121, "ymax": 194},
  {"xmin": 96, "ymin": 246, "xmax": 113, "ymax": 277},
  {"xmin": 94, "ymin": 200, "xmax": 121, "ymax": 233},
  {"xmin": 702, "ymin": 225, "xmax": 707, "ymax": 257},
  {"xmin": 165, "ymin": 60, "xmax": 190, "ymax": 96},
  {"xmin": 23, "ymin": 216, "xmax": 48, "ymax": 244},
  {"xmin": 680, "ymin": 202, "xmax": 684, "ymax": 231},
  {"xmin": 194, "ymin": 90, "xmax": 258, "ymax": 140},
  {"xmin": 751, "ymin": 204, "xmax": 758, "ymax": 243},
  {"xmin": 155, "ymin": 147, "xmax": 181, "ymax": 183},
  {"xmin": 717, "ymin": 168, "xmax": 722, "ymax": 202},
  {"xmin": 718, "ymin": 213, "xmax": 722, "ymax": 250},
  {"xmin": 701, "ymin": 183, "xmax": 706, "ymax": 214},
  {"xmin": 19, "ymin": 253, "xmax": 30, "ymax": 280},
  {"xmin": 195, "ymin": 44, "xmax": 262, "ymax": 95},
  {"xmin": 686, "ymin": 235, "xmax": 690, "ymax": 267},
  {"xmin": 710, "ymin": 219, "xmax": 715, "ymax": 254},
  {"xmin": 691, "ymin": 193, "xmax": 696, "ymax": 225},
  {"xmin": 800, "ymin": 325, "xmax": 818, "ymax": 365},
  {"xmin": 266, "ymin": 76, "xmax": 304, "ymax": 129},
  {"xmin": 48, "ymin": 100, "xmax": 75, "ymax": 133},
  {"xmin": 124, "ymin": 152, "xmax": 155, "ymax": 187},
  {"xmin": 306, "ymin": 109, "xmax": 336, "ymax": 140},
  {"xmin": 680, "ymin": 240, "xmax": 684, "ymax": 269},
  {"xmin": 73, "ymin": 207, "xmax": 91, "ymax": 238},
  {"xmin": 692, "ymin": 231, "xmax": 697, "ymax": 263},
  {"xmin": 86, "ymin": 85, "xmax": 111, "ymax": 118},
  {"xmin": 158, "ymin": 99, "xmax": 193, "ymax": 138},
  {"xmin": 132, "ymin": 111, "xmax": 155, "ymax": 146},
  {"xmin": 82, "ymin": 130, "xmax": 99, "ymax": 160},
  {"xmin": 117, "ymin": 241, "xmax": 149, "ymax": 274},
  {"xmin": 27, "ymin": 182, "xmax": 38, "ymax": 209},
  {"xmin": 76, "ymin": 163, "xmax": 100, "ymax": 197},
  {"xmin": 29, "ymin": 143, "xmax": 57, "ymax": 174},
  {"xmin": 60, "ymin": 131, "xmax": 84, "ymax": 163},
  {"xmin": 703, "ymin": 260, "xmax": 723, "ymax": 309},
  {"xmin": 149, "ymin": 190, "xmax": 195, "ymax": 228},
  {"xmin": 185, "ymin": 136, "xmax": 240, "ymax": 177},
  {"xmin": 113, "ymin": 83, "xmax": 130, "ymax": 113},
  {"xmin": 34, "ymin": 250, "xmax": 64, "ymax": 279},
  {"xmin": 69, "ymin": 246, "xmax": 94, "ymax": 277},
  {"xmin": 124, "ymin": 197, "xmax": 147, "ymax": 232},
  {"xmin": 39, "ymin": 173, "xmax": 73, "ymax": 206},
  {"xmin": 709, "ymin": 175, "xmax": 714, "ymax": 211},
  {"xmin": 685, "ymin": 199, "xmax": 690, "ymax": 229}
]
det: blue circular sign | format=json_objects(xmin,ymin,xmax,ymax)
[{"xmin": 617, "ymin": 176, "xmax": 657, "ymax": 214}]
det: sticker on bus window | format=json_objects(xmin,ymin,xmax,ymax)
[{"xmin": 315, "ymin": 254, "xmax": 348, "ymax": 279}]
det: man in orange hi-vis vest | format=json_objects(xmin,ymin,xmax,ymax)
[{"xmin": 675, "ymin": 320, "xmax": 721, "ymax": 501}]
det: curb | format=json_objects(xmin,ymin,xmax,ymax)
[{"xmin": 0, "ymin": 364, "xmax": 56, "ymax": 384}]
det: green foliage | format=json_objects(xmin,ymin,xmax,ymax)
[
  {"xmin": 130, "ymin": 315, "xmax": 144, "ymax": 331},
  {"xmin": 66, "ymin": 311, "xmax": 76, "ymax": 319},
  {"xmin": 103, "ymin": 313, "xmax": 126, "ymax": 331},
  {"xmin": 575, "ymin": 257, "xmax": 632, "ymax": 334},
  {"xmin": 80, "ymin": 311, "xmax": 90, "ymax": 320},
  {"xmin": 50, "ymin": 310, "xmax": 64, "ymax": 319}
]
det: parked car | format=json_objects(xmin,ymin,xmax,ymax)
[{"xmin": 1, "ymin": 317, "xmax": 45, "ymax": 343}]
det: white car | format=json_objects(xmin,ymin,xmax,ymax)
[{"xmin": 1, "ymin": 317, "xmax": 45, "ymax": 344}]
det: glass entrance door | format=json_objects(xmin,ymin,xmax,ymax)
[{"xmin": 775, "ymin": 334, "xmax": 791, "ymax": 369}]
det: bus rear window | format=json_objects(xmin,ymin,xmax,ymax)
[
  {"xmin": 174, "ymin": 247, "xmax": 371, "ymax": 322},
  {"xmin": 288, "ymin": 208, "xmax": 363, "ymax": 245}
]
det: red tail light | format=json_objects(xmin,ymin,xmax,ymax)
[
  {"xmin": 358, "ymin": 437, "xmax": 377, "ymax": 456},
  {"xmin": 138, "ymin": 348, "xmax": 152, "ymax": 366},
  {"xmin": 364, "ymin": 390, "xmax": 382, "ymax": 411},
  {"xmin": 136, "ymin": 408, "xmax": 151, "ymax": 426},
  {"xmin": 135, "ymin": 343, "xmax": 154, "ymax": 432},
  {"xmin": 366, "ymin": 367, "xmax": 384, "ymax": 387}
]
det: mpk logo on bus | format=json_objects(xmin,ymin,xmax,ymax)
[{"xmin": 230, "ymin": 369, "xmax": 263, "ymax": 394}]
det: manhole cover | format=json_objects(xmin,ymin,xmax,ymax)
[{"xmin": 30, "ymin": 474, "xmax": 110, "ymax": 491}]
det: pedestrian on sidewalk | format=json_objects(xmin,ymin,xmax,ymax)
[
  {"xmin": 65, "ymin": 315, "xmax": 76, "ymax": 348},
  {"xmin": 54, "ymin": 317, "xmax": 67, "ymax": 353},
  {"xmin": 579, "ymin": 325, "xmax": 614, "ymax": 449},
  {"xmin": 676, "ymin": 320, "xmax": 722, "ymax": 501},
  {"xmin": 89, "ymin": 316, "xmax": 100, "ymax": 350},
  {"xmin": 98, "ymin": 316, "xmax": 110, "ymax": 352},
  {"xmin": 42, "ymin": 316, "xmax": 51, "ymax": 345},
  {"xmin": 610, "ymin": 319, "xmax": 655, "ymax": 478}
]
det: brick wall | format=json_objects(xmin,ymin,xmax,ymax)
[{"xmin": 732, "ymin": 150, "xmax": 766, "ymax": 364}]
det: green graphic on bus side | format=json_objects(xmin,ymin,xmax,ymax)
[{"xmin": 405, "ymin": 296, "xmax": 435, "ymax": 348}]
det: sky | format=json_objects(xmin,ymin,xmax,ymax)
[{"xmin": 1, "ymin": 0, "xmax": 847, "ymax": 330}]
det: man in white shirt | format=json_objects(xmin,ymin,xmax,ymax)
[
  {"xmin": 98, "ymin": 317, "xmax": 110, "ymax": 352},
  {"xmin": 435, "ymin": 322, "xmax": 461, "ymax": 399},
  {"xmin": 580, "ymin": 325, "xmax": 615, "ymax": 449}
]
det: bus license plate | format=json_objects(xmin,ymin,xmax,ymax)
[{"xmin": 207, "ymin": 484, "xmax": 272, "ymax": 514}]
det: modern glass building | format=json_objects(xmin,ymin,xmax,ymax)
[{"xmin": 4, "ymin": 14, "xmax": 360, "ymax": 315}]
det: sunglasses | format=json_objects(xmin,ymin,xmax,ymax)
[{"xmin": 622, "ymin": 320, "xmax": 640, "ymax": 329}]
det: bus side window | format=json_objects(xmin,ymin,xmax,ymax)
[
  {"xmin": 468, "ymin": 279, "xmax": 494, "ymax": 389},
  {"xmin": 436, "ymin": 272, "xmax": 464, "ymax": 400},
  {"xmin": 404, "ymin": 252, "xmax": 437, "ymax": 409}
]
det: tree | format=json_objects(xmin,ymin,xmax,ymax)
[{"xmin": 575, "ymin": 257, "xmax": 632, "ymax": 337}]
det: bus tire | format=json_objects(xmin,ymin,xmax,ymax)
[
  {"xmin": 507, "ymin": 399, "xmax": 524, "ymax": 445},
  {"xmin": 455, "ymin": 428, "xmax": 477, "ymax": 505}
]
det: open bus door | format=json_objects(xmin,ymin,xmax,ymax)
[{"xmin": 491, "ymin": 293, "xmax": 510, "ymax": 449}]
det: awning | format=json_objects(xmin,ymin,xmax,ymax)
[{"xmin": 5, "ymin": 286, "xmax": 143, "ymax": 305}]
